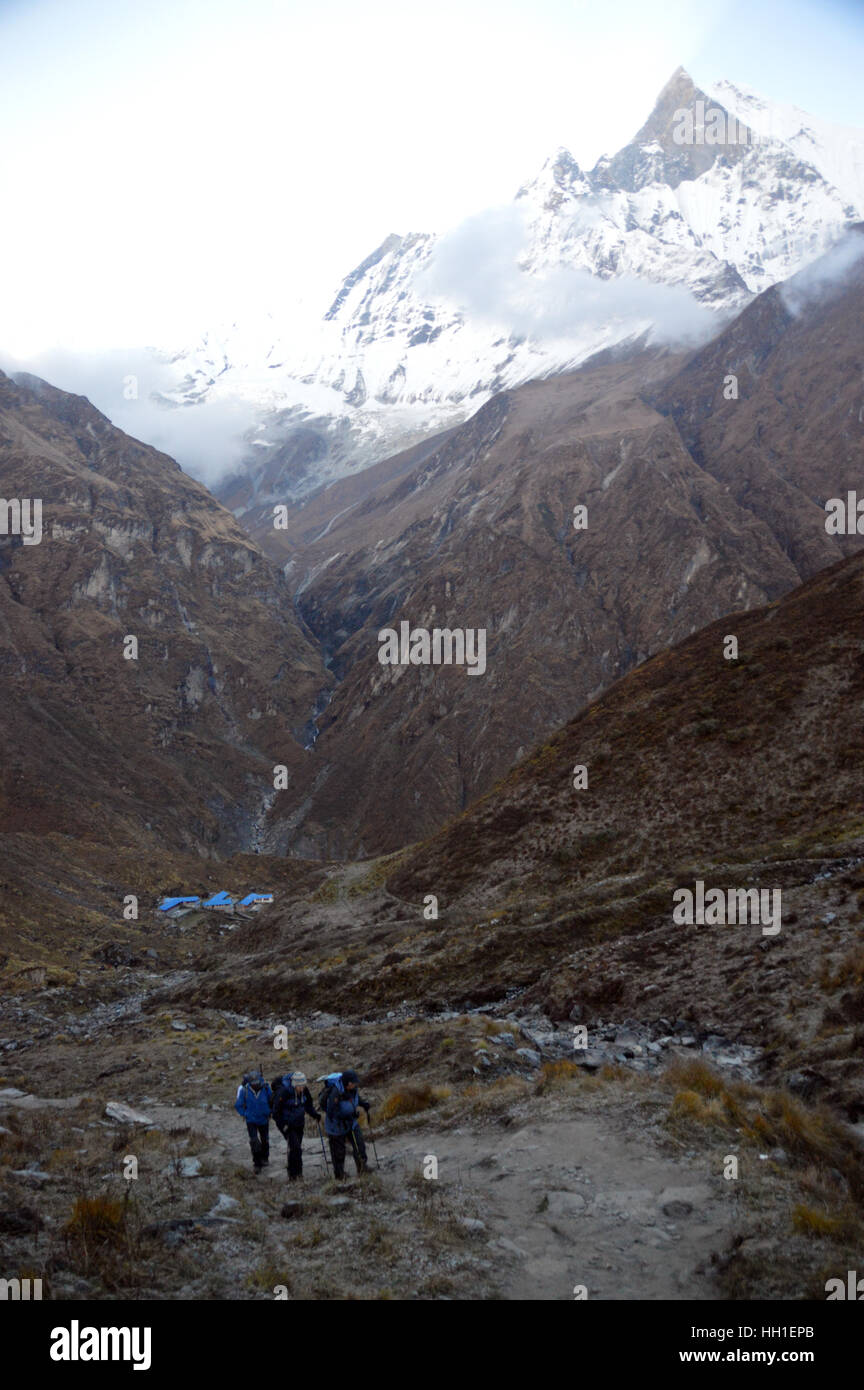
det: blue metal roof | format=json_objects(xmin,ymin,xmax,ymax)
[
  {"xmin": 202, "ymin": 891, "xmax": 233, "ymax": 907},
  {"xmin": 158, "ymin": 896, "xmax": 200, "ymax": 911},
  {"xmin": 239, "ymin": 892, "xmax": 274, "ymax": 906}
]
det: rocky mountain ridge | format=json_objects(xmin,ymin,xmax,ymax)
[
  {"xmin": 0, "ymin": 369, "xmax": 326, "ymax": 941},
  {"xmin": 248, "ymin": 230, "xmax": 864, "ymax": 858}
]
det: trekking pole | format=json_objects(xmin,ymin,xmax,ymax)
[
  {"xmin": 365, "ymin": 1112, "xmax": 381, "ymax": 1170},
  {"xmin": 316, "ymin": 1119, "xmax": 331, "ymax": 1173}
]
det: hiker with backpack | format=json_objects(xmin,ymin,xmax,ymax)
[
  {"xmin": 321, "ymin": 1068, "xmax": 371, "ymax": 1179},
  {"xmin": 270, "ymin": 1071, "xmax": 321, "ymax": 1181},
  {"xmin": 234, "ymin": 1070, "xmax": 273, "ymax": 1173}
]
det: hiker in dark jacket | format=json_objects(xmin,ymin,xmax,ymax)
[
  {"xmin": 324, "ymin": 1069, "xmax": 370, "ymax": 1178},
  {"xmin": 234, "ymin": 1072, "xmax": 273, "ymax": 1173},
  {"xmin": 271, "ymin": 1071, "xmax": 321, "ymax": 1180}
]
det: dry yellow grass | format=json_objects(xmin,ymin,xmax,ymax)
[
  {"xmin": 790, "ymin": 1194, "xmax": 863, "ymax": 1245},
  {"xmin": 669, "ymin": 1089, "xmax": 729, "ymax": 1129},
  {"xmin": 461, "ymin": 1075, "xmax": 530, "ymax": 1116},
  {"xmin": 377, "ymin": 1082, "xmax": 451, "ymax": 1122},
  {"xmin": 663, "ymin": 1058, "xmax": 864, "ymax": 1199},
  {"xmin": 536, "ymin": 1059, "xmax": 583, "ymax": 1092},
  {"xmin": 63, "ymin": 1194, "xmax": 128, "ymax": 1248}
]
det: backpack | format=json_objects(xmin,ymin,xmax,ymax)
[
  {"xmin": 240, "ymin": 1071, "xmax": 270, "ymax": 1106},
  {"xmin": 317, "ymin": 1072, "xmax": 342, "ymax": 1113}
]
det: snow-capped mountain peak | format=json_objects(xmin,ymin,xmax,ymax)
[{"xmin": 150, "ymin": 67, "xmax": 864, "ymax": 511}]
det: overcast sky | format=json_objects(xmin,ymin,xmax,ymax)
[{"xmin": 1, "ymin": 0, "xmax": 863, "ymax": 356}]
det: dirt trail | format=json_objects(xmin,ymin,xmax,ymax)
[
  {"xmin": 147, "ymin": 1098, "xmax": 731, "ymax": 1301},
  {"xmin": 392, "ymin": 1115, "xmax": 730, "ymax": 1300}
]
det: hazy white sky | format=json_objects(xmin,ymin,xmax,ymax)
[{"xmin": 1, "ymin": 0, "xmax": 863, "ymax": 355}]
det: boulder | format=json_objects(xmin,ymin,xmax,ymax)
[
  {"xmin": 497, "ymin": 1237, "xmax": 530, "ymax": 1259},
  {"xmin": 311, "ymin": 1012, "xmax": 341, "ymax": 1030},
  {"xmin": 459, "ymin": 1217, "xmax": 486, "ymax": 1232},
  {"xmin": 105, "ymin": 1101, "xmax": 153, "ymax": 1126},
  {"xmin": 209, "ymin": 1193, "xmax": 239, "ymax": 1216},
  {"xmin": 179, "ymin": 1156, "xmax": 202, "ymax": 1178},
  {"xmin": 546, "ymin": 1190, "xmax": 587, "ymax": 1216},
  {"xmin": 516, "ymin": 1048, "xmax": 541, "ymax": 1068},
  {"xmin": 657, "ymin": 1184, "xmax": 711, "ymax": 1214},
  {"xmin": 572, "ymin": 1050, "xmax": 605, "ymax": 1072}
]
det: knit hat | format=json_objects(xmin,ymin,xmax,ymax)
[
  {"xmin": 292, "ymin": 1072, "xmax": 307, "ymax": 1087},
  {"xmin": 341, "ymin": 1069, "xmax": 359, "ymax": 1085}
]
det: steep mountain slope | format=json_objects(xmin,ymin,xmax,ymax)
[
  {"xmin": 256, "ymin": 232, "xmax": 864, "ymax": 858},
  {"xmin": 387, "ymin": 550, "xmax": 864, "ymax": 915},
  {"xmin": 186, "ymin": 551, "xmax": 864, "ymax": 1118},
  {"xmin": 706, "ymin": 76, "xmax": 864, "ymax": 211},
  {"xmin": 646, "ymin": 231, "xmax": 864, "ymax": 578},
  {"xmin": 0, "ymin": 370, "xmax": 326, "ymax": 939},
  {"xmin": 149, "ymin": 68, "xmax": 864, "ymax": 509}
]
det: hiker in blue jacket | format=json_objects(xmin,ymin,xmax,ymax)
[
  {"xmin": 324, "ymin": 1069, "xmax": 370, "ymax": 1178},
  {"xmin": 234, "ymin": 1071, "xmax": 273, "ymax": 1173},
  {"xmin": 271, "ymin": 1071, "xmax": 321, "ymax": 1180}
]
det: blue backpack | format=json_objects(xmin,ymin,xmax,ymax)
[{"xmin": 317, "ymin": 1072, "xmax": 342, "ymax": 1112}]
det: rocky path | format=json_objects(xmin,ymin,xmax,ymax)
[
  {"xmin": 391, "ymin": 1114, "xmax": 730, "ymax": 1301},
  {"xmin": 142, "ymin": 1097, "xmax": 731, "ymax": 1301}
]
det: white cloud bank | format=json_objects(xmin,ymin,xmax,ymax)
[
  {"xmin": 0, "ymin": 347, "xmax": 258, "ymax": 489},
  {"xmin": 416, "ymin": 203, "xmax": 719, "ymax": 346}
]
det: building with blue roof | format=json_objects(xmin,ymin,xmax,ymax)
[
  {"xmin": 202, "ymin": 891, "xmax": 234, "ymax": 909},
  {"xmin": 158, "ymin": 896, "xmax": 200, "ymax": 912}
]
